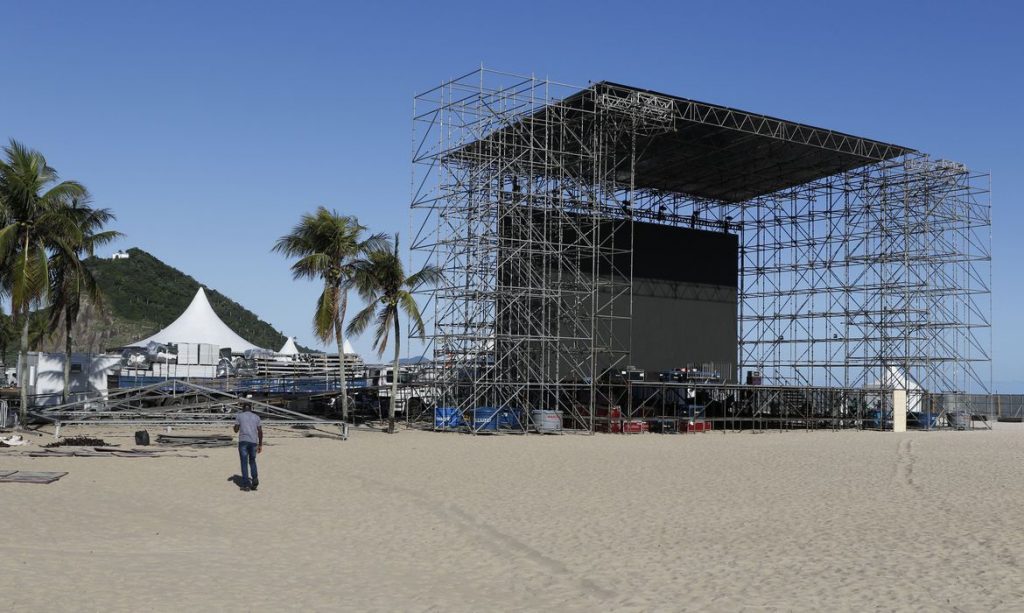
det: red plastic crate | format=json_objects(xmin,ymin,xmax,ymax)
[
  {"xmin": 686, "ymin": 420, "xmax": 712, "ymax": 433},
  {"xmin": 620, "ymin": 420, "xmax": 649, "ymax": 434}
]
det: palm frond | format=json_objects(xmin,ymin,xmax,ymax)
[
  {"xmin": 361, "ymin": 232, "xmax": 391, "ymax": 254},
  {"xmin": 312, "ymin": 286, "xmax": 339, "ymax": 344},
  {"xmin": 39, "ymin": 180, "xmax": 87, "ymax": 209},
  {"xmin": 83, "ymin": 229, "xmax": 123, "ymax": 254},
  {"xmin": 289, "ymin": 253, "xmax": 334, "ymax": 281},
  {"xmin": 398, "ymin": 291, "xmax": 427, "ymax": 338},
  {"xmin": 405, "ymin": 264, "xmax": 444, "ymax": 292},
  {"xmin": 372, "ymin": 305, "xmax": 394, "ymax": 356},
  {"xmin": 0, "ymin": 224, "xmax": 19, "ymax": 260},
  {"xmin": 345, "ymin": 301, "xmax": 377, "ymax": 339}
]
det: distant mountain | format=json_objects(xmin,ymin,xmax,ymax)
[
  {"xmin": 399, "ymin": 356, "xmax": 431, "ymax": 365},
  {"xmin": 37, "ymin": 247, "xmax": 301, "ymax": 354}
]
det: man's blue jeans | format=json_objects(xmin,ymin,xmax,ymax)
[{"xmin": 238, "ymin": 441, "xmax": 258, "ymax": 486}]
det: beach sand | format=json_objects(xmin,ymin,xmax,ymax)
[{"xmin": 2, "ymin": 423, "xmax": 1022, "ymax": 612}]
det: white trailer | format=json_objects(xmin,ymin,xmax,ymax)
[{"xmin": 19, "ymin": 352, "xmax": 122, "ymax": 408}]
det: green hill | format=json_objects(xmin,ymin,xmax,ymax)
[{"xmin": 38, "ymin": 247, "xmax": 296, "ymax": 353}]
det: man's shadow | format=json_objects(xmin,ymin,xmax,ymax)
[{"xmin": 227, "ymin": 475, "xmax": 249, "ymax": 490}]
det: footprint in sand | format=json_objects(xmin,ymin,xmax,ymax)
[
  {"xmin": 892, "ymin": 438, "xmax": 920, "ymax": 492},
  {"xmin": 348, "ymin": 473, "xmax": 617, "ymax": 603}
]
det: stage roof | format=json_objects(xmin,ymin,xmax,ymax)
[{"xmin": 457, "ymin": 81, "xmax": 914, "ymax": 203}]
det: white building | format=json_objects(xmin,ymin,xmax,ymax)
[{"xmin": 19, "ymin": 352, "xmax": 122, "ymax": 408}]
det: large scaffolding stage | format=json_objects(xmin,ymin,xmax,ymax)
[{"xmin": 411, "ymin": 68, "xmax": 992, "ymax": 431}]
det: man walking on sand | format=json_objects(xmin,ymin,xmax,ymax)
[{"xmin": 233, "ymin": 403, "xmax": 263, "ymax": 491}]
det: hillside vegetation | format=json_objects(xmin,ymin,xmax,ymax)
[{"xmin": 32, "ymin": 248, "xmax": 295, "ymax": 353}]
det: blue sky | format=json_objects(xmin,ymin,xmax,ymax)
[{"xmin": 3, "ymin": 1, "xmax": 1021, "ymax": 389}]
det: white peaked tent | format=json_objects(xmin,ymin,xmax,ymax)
[
  {"xmin": 279, "ymin": 337, "xmax": 300, "ymax": 355},
  {"xmin": 278, "ymin": 336, "xmax": 355, "ymax": 356},
  {"xmin": 130, "ymin": 288, "xmax": 264, "ymax": 353}
]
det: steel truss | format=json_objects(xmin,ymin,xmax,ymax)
[
  {"xmin": 30, "ymin": 380, "xmax": 349, "ymax": 439},
  {"xmin": 733, "ymin": 156, "xmax": 992, "ymax": 395},
  {"xmin": 411, "ymin": 68, "xmax": 992, "ymax": 431}
]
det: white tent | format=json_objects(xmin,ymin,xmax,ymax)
[
  {"xmin": 278, "ymin": 336, "xmax": 355, "ymax": 356},
  {"xmin": 129, "ymin": 288, "xmax": 264, "ymax": 353},
  {"xmin": 865, "ymin": 365, "xmax": 924, "ymax": 413},
  {"xmin": 279, "ymin": 337, "xmax": 300, "ymax": 355}
]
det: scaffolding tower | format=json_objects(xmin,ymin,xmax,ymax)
[{"xmin": 411, "ymin": 68, "xmax": 991, "ymax": 430}]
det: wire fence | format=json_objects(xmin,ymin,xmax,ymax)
[{"xmin": 992, "ymin": 395, "xmax": 1024, "ymax": 420}]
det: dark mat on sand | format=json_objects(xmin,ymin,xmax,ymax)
[
  {"xmin": 0, "ymin": 470, "xmax": 68, "ymax": 484},
  {"xmin": 156, "ymin": 434, "xmax": 233, "ymax": 447}
]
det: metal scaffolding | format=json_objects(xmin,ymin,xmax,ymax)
[
  {"xmin": 411, "ymin": 68, "xmax": 992, "ymax": 431},
  {"xmin": 30, "ymin": 380, "xmax": 349, "ymax": 439}
]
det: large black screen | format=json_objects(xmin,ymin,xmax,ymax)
[{"xmin": 616, "ymin": 220, "xmax": 737, "ymax": 287}]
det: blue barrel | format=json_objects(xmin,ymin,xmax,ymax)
[
  {"xmin": 472, "ymin": 407, "xmax": 500, "ymax": 432},
  {"xmin": 908, "ymin": 412, "xmax": 937, "ymax": 429},
  {"xmin": 434, "ymin": 407, "xmax": 463, "ymax": 429}
]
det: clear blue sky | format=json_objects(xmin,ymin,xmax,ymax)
[{"xmin": 3, "ymin": 1, "xmax": 1021, "ymax": 389}]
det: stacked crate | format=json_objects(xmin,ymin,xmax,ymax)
[{"xmin": 198, "ymin": 343, "xmax": 218, "ymax": 365}]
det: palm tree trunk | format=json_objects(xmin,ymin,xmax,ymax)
[
  {"xmin": 336, "ymin": 289, "xmax": 349, "ymax": 423},
  {"xmin": 389, "ymin": 314, "xmax": 400, "ymax": 434},
  {"xmin": 18, "ymin": 304, "xmax": 29, "ymax": 426},
  {"xmin": 18, "ymin": 235, "xmax": 30, "ymax": 426},
  {"xmin": 63, "ymin": 308, "xmax": 73, "ymax": 404}
]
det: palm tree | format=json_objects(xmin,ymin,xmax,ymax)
[
  {"xmin": 348, "ymin": 234, "xmax": 442, "ymax": 434},
  {"xmin": 0, "ymin": 140, "xmax": 86, "ymax": 423},
  {"xmin": 273, "ymin": 207, "xmax": 385, "ymax": 422},
  {"xmin": 49, "ymin": 197, "xmax": 122, "ymax": 403}
]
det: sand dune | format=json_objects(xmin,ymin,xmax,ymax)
[{"xmin": 2, "ymin": 424, "xmax": 1022, "ymax": 611}]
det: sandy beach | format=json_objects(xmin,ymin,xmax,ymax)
[{"xmin": 2, "ymin": 424, "xmax": 1022, "ymax": 612}]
